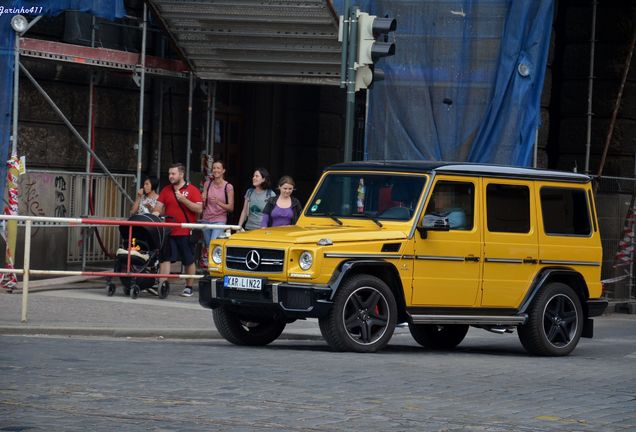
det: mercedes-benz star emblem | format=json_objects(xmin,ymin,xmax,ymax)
[{"xmin": 245, "ymin": 250, "xmax": 261, "ymax": 270}]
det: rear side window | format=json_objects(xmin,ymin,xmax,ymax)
[
  {"xmin": 486, "ymin": 184, "xmax": 530, "ymax": 233},
  {"xmin": 540, "ymin": 187, "xmax": 591, "ymax": 236}
]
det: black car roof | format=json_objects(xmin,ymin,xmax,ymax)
[{"xmin": 326, "ymin": 160, "xmax": 591, "ymax": 184}]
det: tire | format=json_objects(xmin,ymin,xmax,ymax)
[
  {"xmin": 518, "ymin": 282, "xmax": 583, "ymax": 356},
  {"xmin": 319, "ymin": 274, "xmax": 397, "ymax": 353},
  {"xmin": 212, "ymin": 306, "xmax": 286, "ymax": 346},
  {"xmin": 106, "ymin": 282, "xmax": 116, "ymax": 297},
  {"xmin": 130, "ymin": 284, "xmax": 140, "ymax": 300},
  {"xmin": 408, "ymin": 324, "xmax": 468, "ymax": 350},
  {"xmin": 116, "ymin": 261, "xmax": 132, "ymax": 296},
  {"xmin": 158, "ymin": 280, "xmax": 169, "ymax": 299}
]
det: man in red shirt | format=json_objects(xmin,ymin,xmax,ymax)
[{"xmin": 153, "ymin": 163, "xmax": 203, "ymax": 297}]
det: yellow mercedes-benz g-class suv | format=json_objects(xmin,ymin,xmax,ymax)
[{"xmin": 199, "ymin": 161, "xmax": 607, "ymax": 356}]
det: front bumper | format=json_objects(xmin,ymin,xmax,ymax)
[{"xmin": 198, "ymin": 276, "xmax": 334, "ymax": 319}]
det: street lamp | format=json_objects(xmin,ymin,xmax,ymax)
[{"xmin": 10, "ymin": 15, "xmax": 28, "ymax": 33}]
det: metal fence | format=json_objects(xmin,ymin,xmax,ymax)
[
  {"xmin": 66, "ymin": 173, "xmax": 136, "ymax": 263},
  {"xmin": 594, "ymin": 175, "xmax": 635, "ymax": 300}
]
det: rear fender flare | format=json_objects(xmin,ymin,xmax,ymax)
[{"xmin": 519, "ymin": 268, "xmax": 590, "ymax": 315}]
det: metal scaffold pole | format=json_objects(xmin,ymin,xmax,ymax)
[
  {"xmin": 205, "ymin": 83, "xmax": 211, "ymax": 156},
  {"xmin": 135, "ymin": 3, "xmax": 148, "ymax": 192},
  {"xmin": 156, "ymin": 81, "xmax": 163, "ymax": 179},
  {"xmin": 186, "ymin": 72, "xmax": 194, "ymax": 181},
  {"xmin": 82, "ymin": 16, "xmax": 97, "ymax": 271},
  {"xmin": 584, "ymin": 0, "xmax": 597, "ymax": 173},
  {"xmin": 11, "ymin": 30, "xmax": 19, "ymax": 156},
  {"xmin": 209, "ymin": 81, "xmax": 217, "ymax": 159}
]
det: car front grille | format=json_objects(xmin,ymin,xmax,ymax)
[{"xmin": 226, "ymin": 247, "xmax": 285, "ymax": 273}]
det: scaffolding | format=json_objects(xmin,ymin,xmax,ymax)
[{"xmin": 8, "ymin": 6, "xmax": 216, "ymax": 268}]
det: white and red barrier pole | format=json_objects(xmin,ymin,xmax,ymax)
[{"xmin": 0, "ymin": 214, "xmax": 240, "ymax": 322}]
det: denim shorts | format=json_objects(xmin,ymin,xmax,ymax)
[{"xmin": 201, "ymin": 221, "xmax": 225, "ymax": 246}]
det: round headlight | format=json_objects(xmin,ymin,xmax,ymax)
[
  {"xmin": 299, "ymin": 251, "xmax": 313, "ymax": 271},
  {"xmin": 212, "ymin": 246, "xmax": 222, "ymax": 264}
]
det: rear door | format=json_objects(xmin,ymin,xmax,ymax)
[
  {"xmin": 481, "ymin": 179, "xmax": 539, "ymax": 308},
  {"xmin": 535, "ymin": 183, "xmax": 602, "ymax": 296}
]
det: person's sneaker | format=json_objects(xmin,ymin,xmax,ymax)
[
  {"xmin": 147, "ymin": 286, "xmax": 158, "ymax": 296},
  {"xmin": 180, "ymin": 287, "xmax": 193, "ymax": 297}
]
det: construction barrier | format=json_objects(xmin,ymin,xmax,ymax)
[{"xmin": 0, "ymin": 214, "xmax": 240, "ymax": 323}]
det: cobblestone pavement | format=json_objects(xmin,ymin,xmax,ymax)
[{"xmin": 1, "ymin": 316, "xmax": 635, "ymax": 431}]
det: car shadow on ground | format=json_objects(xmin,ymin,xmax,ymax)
[{"xmin": 195, "ymin": 337, "xmax": 529, "ymax": 357}]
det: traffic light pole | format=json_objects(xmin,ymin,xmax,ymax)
[{"xmin": 343, "ymin": 5, "xmax": 358, "ymax": 162}]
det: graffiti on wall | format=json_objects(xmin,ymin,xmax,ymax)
[
  {"xmin": 54, "ymin": 176, "xmax": 67, "ymax": 218},
  {"xmin": 18, "ymin": 174, "xmax": 69, "ymax": 236}
]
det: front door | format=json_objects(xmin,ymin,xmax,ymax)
[
  {"xmin": 481, "ymin": 179, "xmax": 539, "ymax": 308},
  {"xmin": 411, "ymin": 177, "xmax": 482, "ymax": 307}
]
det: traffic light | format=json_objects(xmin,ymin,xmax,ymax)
[{"xmin": 355, "ymin": 12, "xmax": 396, "ymax": 91}]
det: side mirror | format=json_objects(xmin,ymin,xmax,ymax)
[{"xmin": 418, "ymin": 214, "xmax": 450, "ymax": 238}]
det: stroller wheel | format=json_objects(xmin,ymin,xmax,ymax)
[
  {"xmin": 131, "ymin": 284, "xmax": 140, "ymax": 300},
  {"xmin": 158, "ymin": 281, "xmax": 170, "ymax": 299},
  {"xmin": 106, "ymin": 283, "xmax": 116, "ymax": 297}
]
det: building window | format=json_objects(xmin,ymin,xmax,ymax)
[
  {"xmin": 486, "ymin": 184, "xmax": 530, "ymax": 233},
  {"xmin": 540, "ymin": 187, "xmax": 591, "ymax": 236}
]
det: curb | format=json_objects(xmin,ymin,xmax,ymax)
[{"xmin": 0, "ymin": 326, "xmax": 324, "ymax": 341}]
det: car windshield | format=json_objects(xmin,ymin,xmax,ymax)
[{"xmin": 305, "ymin": 173, "xmax": 427, "ymax": 221}]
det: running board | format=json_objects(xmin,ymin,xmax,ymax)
[{"xmin": 410, "ymin": 315, "xmax": 527, "ymax": 326}]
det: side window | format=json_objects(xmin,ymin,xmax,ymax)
[
  {"xmin": 486, "ymin": 184, "xmax": 530, "ymax": 233},
  {"xmin": 540, "ymin": 187, "xmax": 591, "ymax": 236},
  {"xmin": 424, "ymin": 181, "xmax": 474, "ymax": 230}
]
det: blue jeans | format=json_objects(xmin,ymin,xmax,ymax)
[{"xmin": 201, "ymin": 221, "xmax": 225, "ymax": 247}]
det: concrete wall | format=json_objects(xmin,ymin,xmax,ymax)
[{"xmin": 13, "ymin": 173, "xmax": 69, "ymax": 271}]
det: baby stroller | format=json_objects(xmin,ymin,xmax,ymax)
[{"xmin": 105, "ymin": 213, "xmax": 170, "ymax": 299}]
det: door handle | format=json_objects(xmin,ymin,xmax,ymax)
[
  {"xmin": 465, "ymin": 255, "xmax": 480, "ymax": 262},
  {"xmin": 522, "ymin": 257, "xmax": 538, "ymax": 264}
]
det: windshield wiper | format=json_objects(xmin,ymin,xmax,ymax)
[
  {"xmin": 353, "ymin": 213, "xmax": 383, "ymax": 227},
  {"xmin": 328, "ymin": 213, "xmax": 343, "ymax": 225},
  {"xmin": 369, "ymin": 216, "xmax": 383, "ymax": 228},
  {"xmin": 310, "ymin": 212, "xmax": 343, "ymax": 225}
]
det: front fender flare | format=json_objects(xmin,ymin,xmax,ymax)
[{"xmin": 327, "ymin": 259, "xmax": 402, "ymax": 301}]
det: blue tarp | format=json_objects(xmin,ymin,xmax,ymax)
[
  {"xmin": 333, "ymin": 0, "xmax": 554, "ymax": 166},
  {"xmin": 0, "ymin": 0, "xmax": 125, "ymax": 195}
]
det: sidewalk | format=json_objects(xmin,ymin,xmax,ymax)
[{"xmin": 0, "ymin": 280, "xmax": 323, "ymax": 340}]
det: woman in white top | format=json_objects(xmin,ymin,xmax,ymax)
[
  {"xmin": 238, "ymin": 167, "xmax": 275, "ymax": 230},
  {"xmin": 131, "ymin": 176, "xmax": 159, "ymax": 215}
]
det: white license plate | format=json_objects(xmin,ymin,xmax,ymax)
[{"xmin": 224, "ymin": 276, "xmax": 263, "ymax": 291}]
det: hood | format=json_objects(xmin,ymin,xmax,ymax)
[{"xmin": 229, "ymin": 225, "xmax": 408, "ymax": 245}]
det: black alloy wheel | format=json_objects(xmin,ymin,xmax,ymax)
[
  {"xmin": 320, "ymin": 274, "xmax": 397, "ymax": 353},
  {"xmin": 518, "ymin": 282, "xmax": 583, "ymax": 356}
]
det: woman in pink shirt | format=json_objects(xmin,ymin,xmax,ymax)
[{"xmin": 201, "ymin": 160, "xmax": 234, "ymax": 244}]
